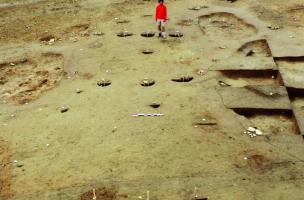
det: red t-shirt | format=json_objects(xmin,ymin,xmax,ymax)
[{"xmin": 155, "ymin": 3, "xmax": 167, "ymax": 20}]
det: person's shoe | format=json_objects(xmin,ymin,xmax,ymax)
[{"xmin": 158, "ymin": 32, "xmax": 162, "ymax": 37}]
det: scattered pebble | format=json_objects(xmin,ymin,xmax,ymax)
[
  {"xmin": 44, "ymin": 38, "xmax": 56, "ymax": 45},
  {"xmin": 247, "ymin": 127, "xmax": 256, "ymax": 132},
  {"xmin": 76, "ymin": 88, "xmax": 83, "ymax": 94},
  {"xmin": 112, "ymin": 126, "xmax": 117, "ymax": 133},
  {"xmin": 292, "ymin": 17, "xmax": 299, "ymax": 21},
  {"xmin": 255, "ymin": 129, "xmax": 263, "ymax": 136},
  {"xmin": 197, "ymin": 69, "xmax": 206, "ymax": 76},
  {"xmin": 244, "ymin": 127, "xmax": 263, "ymax": 138}
]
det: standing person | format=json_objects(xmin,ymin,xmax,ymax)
[{"xmin": 155, "ymin": 0, "xmax": 168, "ymax": 37}]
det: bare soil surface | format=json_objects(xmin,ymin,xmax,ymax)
[
  {"xmin": 0, "ymin": 0, "xmax": 304, "ymax": 200},
  {"xmin": 0, "ymin": 139, "xmax": 13, "ymax": 200}
]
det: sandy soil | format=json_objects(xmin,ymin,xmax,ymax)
[{"xmin": 0, "ymin": 0, "xmax": 304, "ymax": 200}]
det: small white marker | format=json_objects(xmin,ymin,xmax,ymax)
[
  {"xmin": 92, "ymin": 188, "xmax": 96, "ymax": 200},
  {"xmin": 146, "ymin": 191, "xmax": 150, "ymax": 200}
]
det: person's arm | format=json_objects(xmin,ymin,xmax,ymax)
[
  {"xmin": 155, "ymin": 5, "xmax": 158, "ymax": 21},
  {"xmin": 164, "ymin": 6, "xmax": 168, "ymax": 21}
]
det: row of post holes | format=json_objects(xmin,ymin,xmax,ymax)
[
  {"xmin": 97, "ymin": 76, "xmax": 194, "ymax": 87},
  {"xmin": 106, "ymin": 31, "xmax": 186, "ymax": 87}
]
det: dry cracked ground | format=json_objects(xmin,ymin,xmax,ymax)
[{"xmin": 0, "ymin": 0, "xmax": 304, "ymax": 200}]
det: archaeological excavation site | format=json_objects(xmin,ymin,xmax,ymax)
[{"xmin": 0, "ymin": 0, "xmax": 303, "ymax": 199}]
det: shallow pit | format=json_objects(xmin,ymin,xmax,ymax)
[
  {"xmin": 97, "ymin": 79, "xmax": 112, "ymax": 87},
  {"xmin": 237, "ymin": 39, "xmax": 272, "ymax": 57},
  {"xmin": 117, "ymin": 31, "xmax": 133, "ymax": 37},
  {"xmin": 140, "ymin": 78, "xmax": 155, "ymax": 87},
  {"xmin": 149, "ymin": 103, "xmax": 161, "ymax": 108},
  {"xmin": 171, "ymin": 76, "xmax": 193, "ymax": 83},
  {"xmin": 140, "ymin": 31, "xmax": 155, "ymax": 37},
  {"xmin": 169, "ymin": 31, "xmax": 184, "ymax": 37},
  {"xmin": 0, "ymin": 53, "xmax": 65, "ymax": 104},
  {"xmin": 198, "ymin": 12, "xmax": 257, "ymax": 39},
  {"xmin": 142, "ymin": 49, "xmax": 154, "ymax": 54}
]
